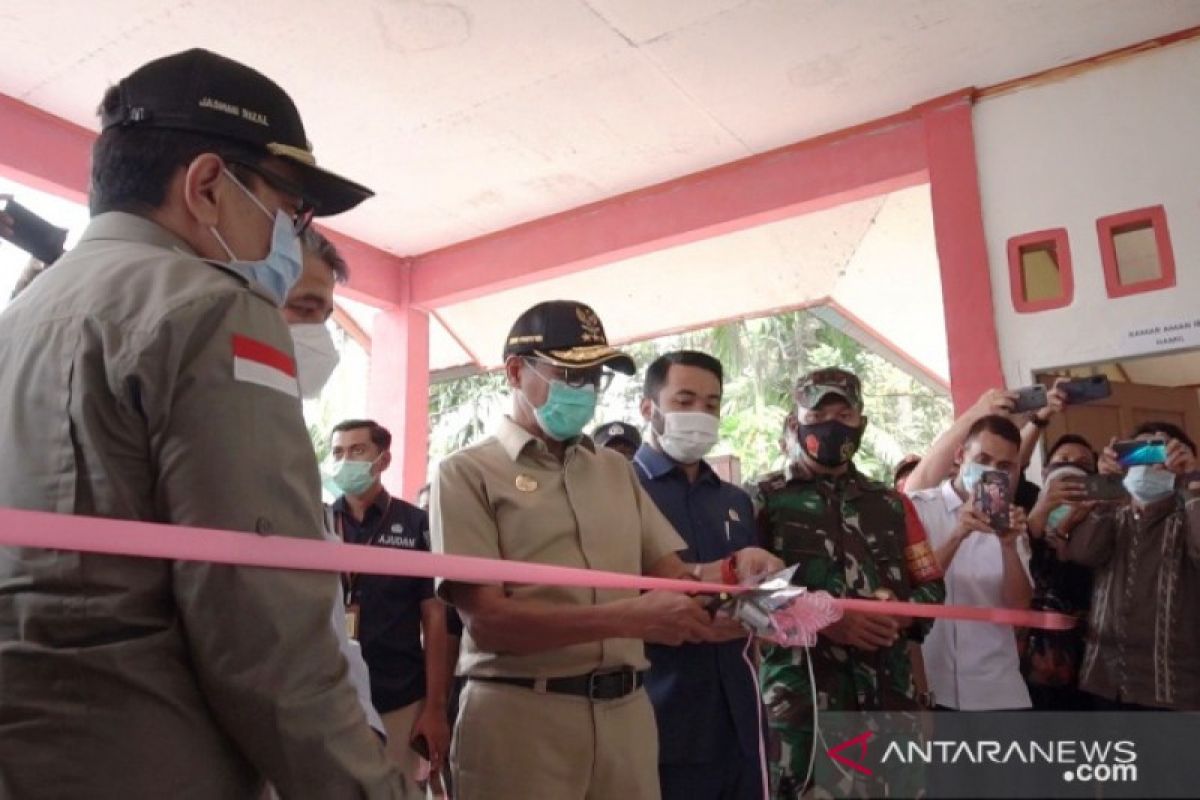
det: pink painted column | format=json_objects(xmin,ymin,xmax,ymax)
[
  {"xmin": 367, "ymin": 302, "xmax": 430, "ymax": 503},
  {"xmin": 920, "ymin": 92, "xmax": 1006, "ymax": 414}
]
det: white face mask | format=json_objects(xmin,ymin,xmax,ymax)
[
  {"xmin": 654, "ymin": 405, "xmax": 720, "ymax": 464},
  {"xmin": 290, "ymin": 323, "xmax": 340, "ymax": 399}
]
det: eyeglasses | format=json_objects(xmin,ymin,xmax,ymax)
[
  {"xmin": 525, "ymin": 358, "xmax": 614, "ymax": 393},
  {"xmin": 228, "ymin": 160, "xmax": 316, "ymax": 236}
]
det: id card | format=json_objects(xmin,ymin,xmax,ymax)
[{"xmin": 345, "ymin": 603, "xmax": 361, "ymax": 640}]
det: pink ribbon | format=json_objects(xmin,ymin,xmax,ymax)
[
  {"xmin": 0, "ymin": 507, "xmax": 1075, "ymax": 631},
  {"xmin": 833, "ymin": 596, "xmax": 1075, "ymax": 630},
  {"xmin": 0, "ymin": 507, "xmax": 730, "ymax": 593}
]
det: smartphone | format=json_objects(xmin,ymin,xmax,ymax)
[
  {"xmin": 1083, "ymin": 473, "xmax": 1129, "ymax": 502},
  {"xmin": 0, "ymin": 196, "xmax": 68, "ymax": 265},
  {"xmin": 975, "ymin": 469, "xmax": 1011, "ymax": 532},
  {"xmin": 1060, "ymin": 375, "xmax": 1112, "ymax": 404},
  {"xmin": 1012, "ymin": 384, "xmax": 1048, "ymax": 413},
  {"xmin": 1113, "ymin": 439, "xmax": 1167, "ymax": 467}
]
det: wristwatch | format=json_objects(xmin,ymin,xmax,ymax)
[
  {"xmin": 916, "ymin": 690, "xmax": 936, "ymax": 709},
  {"xmin": 1027, "ymin": 413, "xmax": 1049, "ymax": 429}
]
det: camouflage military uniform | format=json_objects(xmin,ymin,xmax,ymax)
[{"xmin": 754, "ymin": 465, "xmax": 945, "ymax": 798}]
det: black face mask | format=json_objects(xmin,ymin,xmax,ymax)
[{"xmin": 797, "ymin": 420, "xmax": 864, "ymax": 467}]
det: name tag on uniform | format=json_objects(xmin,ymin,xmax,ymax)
[{"xmin": 345, "ymin": 602, "xmax": 361, "ymax": 640}]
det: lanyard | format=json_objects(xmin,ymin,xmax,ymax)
[{"xmin": 337, "ymin": 496, "xmax": 395, "ymax": 603}]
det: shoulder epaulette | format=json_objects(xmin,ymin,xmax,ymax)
[{"xmin": 755, "ymin": 470, "xmax": 789, "ymax": 495}]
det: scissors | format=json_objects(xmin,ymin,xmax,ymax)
[{"xmin": 707, "ymin": 563, "xmax": 808, "ymax": 637}]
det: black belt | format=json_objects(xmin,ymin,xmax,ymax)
[{"xmin": 471, "ymin": 668, "xmax": 645, "ymax": 701}]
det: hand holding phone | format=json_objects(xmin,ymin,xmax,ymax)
[
  {"xmin": 1012, "ymin": 385, "xmax": 1048, "ymax": 413},
  {"xmin": 971, "ymin": 388, "xmax": 1018, "ymax": 417},
  {"xmin": 1164, "ymin": 438, "xmax": 1199, "ymax": 477},
  {"xmin": 0, "ymin": 196, "xmax": 68, "ymax": 265},
  {"xmin": 1113, "ymin": 439, "xmax": 1167, "ymax": 468},
  {"xmin": 1000, "ymin": 505, "xmax": 1029, "ymax": 546},
  {"xmin": 1059, "ymin": 376, "xmax": 1112, "ymax": 405},
  {"xmin": 1082, "ymin": 473, "xmax": 1128, "ymax": 502},
  {"xmin": 1041, "ymin": 471, "xmax": 1087, "ymax": 505}
]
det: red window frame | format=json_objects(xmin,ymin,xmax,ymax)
[
  {"xmin": 1006, "ymin": 228, "xmax": 1073, "ymax": 313},
  {"xmin": 1096, "ymin": 205, "xmax": 1176, "ymax": 298}
]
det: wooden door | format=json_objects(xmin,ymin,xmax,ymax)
[{"xmin": 1035, "ymin": 373, "xmax": 1200, "ymax": 450}]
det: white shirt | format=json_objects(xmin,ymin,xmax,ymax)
[{"xmin": 908, "ymin": 479, "xmax": 1033, "ymax": 710}]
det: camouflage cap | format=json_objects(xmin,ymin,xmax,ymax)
[{"xmin": 793, "ymin": 367, "xmax": 864, "ymax": 412}]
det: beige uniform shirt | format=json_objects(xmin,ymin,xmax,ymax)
[
  {"xmin": 0, "ymin": 213, "xmax": 400, "ymax": 799},
  {"xmin": 431, "ymin": 417, "xmax": 685, "ymax": 678}
]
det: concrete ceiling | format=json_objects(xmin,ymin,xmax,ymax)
[
  {"xmin": 2, "ymin": 0, "xmax": 1198, "ymax": 255},
  {"xmin": 5, "ymin": 1, "xmax": 1199, "ymax": 389},
  {"xmin": 430, "ymin": 183, "xmax": 946, "ymax": 380}
]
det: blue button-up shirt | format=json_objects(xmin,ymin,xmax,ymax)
[{"xmin": 633, "ymin": 444, "xmax": 762, "ymax": 764}]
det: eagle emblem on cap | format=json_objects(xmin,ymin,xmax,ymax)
[{"xmin": 576, "ymin": 307, "xmax": 604, "ymax": 343}]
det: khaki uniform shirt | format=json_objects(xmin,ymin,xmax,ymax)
[
  {"xmin": 0, "ymin": 213, "xmax": 400, "ymax": 799},
  {"xmin": 431, "ymin": 417, "xmax": 685, "ymax": 678}
]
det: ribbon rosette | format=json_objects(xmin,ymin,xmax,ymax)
[{"xmin": 763, "ymin": 589, "xmax": 843, "ymax": 647}]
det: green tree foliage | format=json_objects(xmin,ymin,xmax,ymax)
[
  {"xmin": 309, "ymin": 422, "xmax": 331, "ymax": 465},
  {"xmin": 427, "ymin": 369, "xmax": 509, "ymax": 464},
  {"xmin": 427, "ymin": 309, "xmax": 952, "ymax": 484}
]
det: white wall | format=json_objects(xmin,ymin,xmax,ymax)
[
  {"xmin": 973, "ymin": 39, "xmax": 1200, "ymax": 385},
  {"xmin": 832, "ymin": 183, "xmax": 949, "ymax": 385}
]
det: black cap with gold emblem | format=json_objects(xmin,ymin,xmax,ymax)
[
  {"xmin": 592, "ymin": 421, "xmax": 642, "ymax": 449},
  {"xmin": 100, "ymin": 48, "xmax": 373, "ymax": 216},
  {"xmin": 503, "ymin": 300, "xmax": 635, "ymax": 375}
]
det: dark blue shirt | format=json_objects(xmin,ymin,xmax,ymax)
[
  {"xmin": 634, "ymin": 444, "xmax": 762, "ymax": 764},
  {"xmin": 333, "ymin": 490, "xmax": 434, "ymax": 713}
]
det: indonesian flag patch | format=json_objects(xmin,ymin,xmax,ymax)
[{"xmin": 232, "ymin": 334, "xmax": 299, "ymax": 398}]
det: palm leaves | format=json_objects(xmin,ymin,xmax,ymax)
[{"xmin": 424, "ymin": 309, "xmax": 951, "ymax": 483}]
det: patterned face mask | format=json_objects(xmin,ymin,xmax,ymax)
[{"xmin": 795, "ymin": 419, "xmax": 864, "ymax": 468}]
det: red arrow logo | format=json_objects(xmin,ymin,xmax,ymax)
[{"xmin": 826, "ymin": 731, "xmax": 874, "ymax": 776}]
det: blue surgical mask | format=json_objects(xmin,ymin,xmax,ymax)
[
  {"xmin": 1046, "ymin": 465, "xmax": 1088, "ymax": 531},
  {"xmin": 322, "ymin": 456, "xmax": 380, "ymax": 497},
  {"xmin": 1047, "ymin": 505, "xmax": 1073, "ymax": 531},
  {"xmin": 522, "ymin": 369, "xmax": 597, "ymax": 441},
  {"xmin": 209, "ymin": 169, "xmax": 303, "ymax": 305},
  {"xmin": 960, "ymin": 461, "xmax": 988, "ymax": 495},
  {"xmin": 1123, "ymin": 465, "xmax": 1176, "ymax": 505}
]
